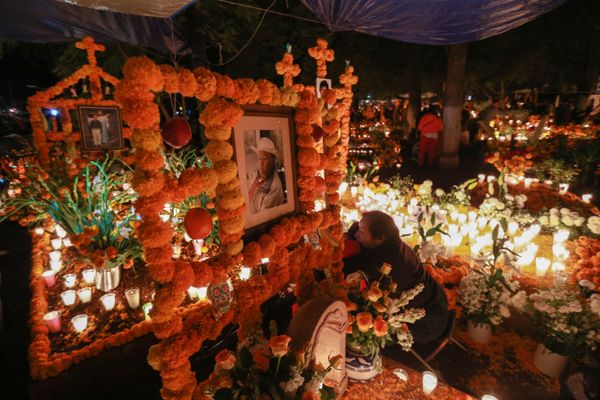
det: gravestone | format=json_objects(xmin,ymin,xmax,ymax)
[{"xmin": 287, "ymin": 296, "xmax": 348, "ymax": 395}]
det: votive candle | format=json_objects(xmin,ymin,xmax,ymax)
[
  {"xmin": 71, "ymin": 314, "xmax": 88, "ymax": 333},
  {"xmin": 481, "ymin": 396, "xmax": 498, "ymax": 400},
  {"xmin": 125, "ymin": 287, "xmax": 140, "ymax": 309},
  {"xmin": 42, "ymin": 270, "xmax": 56, "ymax": 287},
  {"xmin": 50, "ymin": 260, "xmax": 62, "ymax": 272},
  {"xmin": 239, "ymin": 267, "xmax": 252, "ymax": 281},
  {"xmin": 478, "ymin": 174, "xmax": 485, "ymax": 183},
  {"xmin": 55, "ymin": 225, "xmax": 67, "ymax": 238},
  {"xmin": 82, "ymin": 268, "xmax": 96, "ymax": 284},
  {"xmin": 63, "ymin": 273, "xmax": 77, "ymax": 288},
  {"xmin": 535, "ymin": 257, "xmax": 551, "ymax": 277},
  {"xmin": 524, "ymin": 178, "xmax": 532, "ymax": 189},
  {"xmin": 422, "ymin": 371, "xmax": 438, "ymax": 395},
  {"xmin": 197, "ymin": 286, "xmax": 208, "ymax": 300},
  {"xmin": 508, "ymin": 221, "xmax": 519, "ymax": 236},
  {"xmin": 100, "ymin": 293, "xmax": 116, "ymax": 311},
  {"xmin": 51, "ymin": 238, "xmax": 63, "ymax": 250},
  {"xmin": 49, "ymin": 250, "xmax": 61, "ymax": 263},
  {"xmin": 77, "ymin": 288, "xmax": 92, "ymax": 303},
  {"xmin": 43, "ymin": 311, "xmax": 61, "ymax": 333},
  {"xmin": 34, "ymin": 227, "xmax": 45, "ymax": 235},
  {"xmin": 62, "ymin": 238, "xmax": 72, "ymax": 247},
  {"xmin": 582, "ymin": 194, "xmax": 592, "ymax": 203},
  {"xmin": 187, "ymin": 286, "xmax": 198, "ymax": 301},
  {"xmin": 61, "ymin": 290, "xmax": 77, "ymax": 306},
  {"xmin": 558, "ymin": 183, "xmax": 569, "ymax": 195}
]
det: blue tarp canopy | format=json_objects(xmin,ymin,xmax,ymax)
[
  {"xmin": 0, "ymin": 0, "xmax": 191, "ymax": 54},
  {"xmin": 300, "ymin": 0, "xmax": 568, "ymax": 45}
]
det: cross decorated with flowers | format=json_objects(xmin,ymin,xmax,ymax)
[
  {"xmin": 275, "ymin": 44, "xmax": 301, "ymax": 88},
  {"xmin": 308, "ymin": 38, "xmax": 335, "ymax": 79},
  {"xmin": 75, "ymin": 36, "xmax": 105, "ymax": 67}
]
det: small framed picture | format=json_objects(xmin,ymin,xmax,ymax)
[
  {"xmin": 232, "ymin": 105, "xmax": 299, "ymax": 233},
  {"xmin": 316, "ymin": 78, "xmax": 332, "ymax": 99},
  {"xmin": 77, "ymin": 105, "xmax": 124, "ymax": 151}
]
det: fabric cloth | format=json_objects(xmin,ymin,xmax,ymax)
[
  {"xmin": 343, "ymin": 224, "xmax": 449, "ymax": 343},
  {"xmin": 247, "ymin": 171, "xmax": 284, "ymax": 214},
  {"xmin": 418, "ymin": 113, "xmax": 443, "ymax": 135}
]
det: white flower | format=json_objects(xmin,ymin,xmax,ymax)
[
  {"xmin": 549, "ymin": 215, "xmax": 560, "ymax": 227},
  {"xmin": 562, "ymin": 215, "xmax": 574, "ymax": 226},
  {"xmin": 550, "ymin": 208, "xmax": 559, "ymax": 215},
  {"xmin": 280, "ymin": 373, "xmax": 305, "ymax": 395},
  {"xmin": 590, "ymin": 294, "xmax": 600, "ymax": 318},
  {"xmin": 539, "ymin": 215, "xmax": 549, "ymax": 226},
  {"xmin": 560, "ymin": 208, "xmax": 570, "ymax": 215},
  {"xmin": 435, "ymin": 188, "xmax": 445, "ymax": 197},
  {"xmin": 587, "ymin": 216, "xmax": 600, "ymax": 235},
  {"xmin": 510, "ymin": 290, "xmax": 528, "ymax": 310},
  {"xmin": 422, "ymin": 180, "xmax": 433, "ymax": 187}
]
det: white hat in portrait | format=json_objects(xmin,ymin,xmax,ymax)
[{"xmin": 251, "ymin": 137, "xmax": 280, "ymax": 159}]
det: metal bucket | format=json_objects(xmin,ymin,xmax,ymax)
[{"xmin": 95, "ymin": 264, "xmax": 121, "ymax": 292}]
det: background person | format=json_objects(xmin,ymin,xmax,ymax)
[{"xmin": 417, "ymin": 106, "xmax": 443, "ymax": 167}]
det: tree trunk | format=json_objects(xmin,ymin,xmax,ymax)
[
  {"xmin": 407, "ymin": 44, "xmax": 421, "ymax": 133},
  {"xmin": 440, "ymin": 44, "xmax": 468, "ymax": 169}
]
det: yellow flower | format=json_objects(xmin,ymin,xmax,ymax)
[
  {"xmin": 367, "ymin": 285, "xmax": 383, "ymax": 302},
  {"xmin": 380, "ymin": 263, "xmax": 392, "ymax": 275},
  {"xmin": 372, "ymin": 302, "xmax": 387, "ymax": 313},
  {"xmin": 356, "ymin": 312, "xmax": 373, "ymax": 333}
]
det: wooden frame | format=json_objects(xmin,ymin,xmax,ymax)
[
  {"xmin": 77, "ymin": 105, "xmax": 124, "ymax": 151},
  {"xmin": 231, "ymin": 105, "xmax": 299, "ymax": 238}
]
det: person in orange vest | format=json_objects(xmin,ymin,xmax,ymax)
[{"xmin": 418, "ymin": 106, "xmax": 443, "ymax": 167}]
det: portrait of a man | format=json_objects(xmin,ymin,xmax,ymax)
[
  {"xmin": 77, "ymin": 106, "xmax": 123, "ymax": 151},
  {"xmin": 247, "ymin": 136, "xmax": 285, "ymax": 213},
  {"xmin": 233, "ymin": 109, "xmax": 297, "ymax": 232}
]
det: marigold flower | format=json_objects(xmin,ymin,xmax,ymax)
[
  {"xmin": 199, "ymin": 98, "xmax": 243, "ymax": 128},
  {"xmin": 193, "ymin": 67, "xmax": 217, "ymax": 101},
  {"xmin": 215, "ymin": 349, "xmax": 236, "ymax": 370},
  {"xmin": 205, "ymin": 140, "xmax": 233, "ymax": 163}
]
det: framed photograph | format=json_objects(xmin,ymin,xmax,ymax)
[
  {"xmin": 77, "ymin": 105, "xmax": 124, "ymax": 151},
  {"xmin": 316, "ymin": 78, "xmax": 332, "ymax": 99},
  {"xmin": 232, "ymin": 105, "xmax": 298, "ymax": 233}
]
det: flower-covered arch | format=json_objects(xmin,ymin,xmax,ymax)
[{"xmin": 115, "ymin": 39, "xmax": 357, "ymax": 399}]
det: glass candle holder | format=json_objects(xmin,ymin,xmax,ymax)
[
  {"xmin": 81, "ymin": 268, "xmax": 96, "ymax": 285},
  {"xmin": 49, "ymin": 250, "xmax": 62, "ymax": 263},
  {"xmin": 49, "ymin": 260, "xmax": 62, "ymax": 272},
  {"xmin": 61, "ymin": 290, "xmax": 77, "ymax": 306},
  {"xmin": 63, "ymin": 273, "xmax": 77, "ymax": 288},
  {"xmin": 77, "ymin": 288, "xmax": 92, "ymax": 303},
  {"xmin": 51, "ymin": 238, "xmax": 63, "ymax": 250},
  {"xmin": 100, "ymin": 293, "xmax": 116, "ymax": 311},
  {"xmin": 71, "ymin": 314, "xmax": 88, "ymax": 333},
  {"xmin": 55, "ymin": 225, "xmax": 67, "ymax": 238},
  {"xmin": 239, "ymin": 267, "xmax": 252, "ymax": 281},
  {"xmin": 43, "ymin": 311, "xmax": 61, "ymax": 333},
  {"xmin": 42, "ymin": 270, "xmax": 56, "ymax": 288},
  {"xmin": 125, "ymin": 287, "xmax": 140, "ymax": 309},
  {"xmin": 197, "ymin": 286, "xmax": 208, "ymax": 300},
  {"xmin": 422, "ymin": 371, "xmax": 438, "ymax": 395}
]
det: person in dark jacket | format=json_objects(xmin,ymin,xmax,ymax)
[{"xmin": 343, "ymin": 210, "xmax": 448, "ymax": 343}]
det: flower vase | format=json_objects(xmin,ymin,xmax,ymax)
[
  {"xmin": 345, "ymin": 344, "xmax": 381, "ymax": 382},
  {"xmin": 534, "ymin": 343, "xmax": 569, "ymax": 378},
  {"xmin": 95, "ymin": 264, "xmax": 121, "ymax": 292},
  {"xmin": 467, "ymin": 320, "xmax": 492, "ymax": 344}
]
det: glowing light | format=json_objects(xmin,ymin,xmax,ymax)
[
  {"xmin": 535, "ymin": 257, "xmax": 551, "ymax": 277},
  {"xmin": 582, "ymin": 194, "xmax": 592, "ymax": 203},
  {"xmin": 49, "ymin": 250, "xmax": 62, "ymax": 263},
  {"xmin": 524, "ymin": 178, "xmax": 532, "ymax": 189},
  {"xmin": 77, "ymin": 288, "xmax": 92, "ymax": 303},
  {"xmin": 239, "ymin": 267, "xmax": 252, "ymax": 281},
  {"xmin": 125, "ymin": 287, "xmax": 140, "ymax": 308},
  {"xmin": 42, "ymin": 270, "xmax": 56, "ymax": 287},
  {"xmin": 63, "ymin": 273, "xmax": 77, "ymax": 288},
  {"xmin": 82, "ymin": 268, "xmax": 96, "ymax": 284},
  {"xmin": 55, "ymin": 225, "xmax": 67, "ymax": 238},
  {"xmin": 61, "ymin": 290, "xmax": 77, "ymax": 306},
  {"xmin": 508, "ymin": 222, "xmax": 519, "ymax": 236},
  {"xmin": 71, "ymin": 314, "xmax": 88, "ymax": 333},
  {"xmin": 558, "ymin": 183, "xmax": 569, "ymax": 195},
  {"xmin": 100, "ymin": 293, "xmax": 116, "ymax": 311},
  {"xmin": 43, "ymin": 311, "xmax": 61, "ymax": 333},
  {"xmin": 51, "ymin": 238, "xmax": 63, "ymax": 250},
  {"xmin": 553, "ymin": 229, "xmax": 570, "ymax": 244},
  {"xmin": 422, "ymin": 371, "xmax": 438, "ymax": 395},
  {"xmin": 34, "ymin": 227, "xmax": 45, "ymax": 235}
]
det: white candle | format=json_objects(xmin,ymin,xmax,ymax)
[
  {"xmin": 77, "ymin": 288, "xmax": 92, "ymax": 303},
  {"xmin": 481, "ymin": 396, "xmax": 498, "ymax": 400},
  {"xmin": 524, "ymin": 178, "xmax": 532, "ymax": 189},
  {"xmin": 478, "ymin": 174, "xmax": 485, "ymax": 183},
  {"xmin": 508, "ymin": 222, "xmax": 519, "ymax": 236},
  {"xmin": 553, "ymin": 229, "xmax": 570, "ymax": 244},
  {"xmin": 49, "ymin": 259, "xmax": 62, "ymax": 272},
  {"xmin": 487, "ymin": 175, "xmax": 496, "ymax": 183},
  {"xmin": 197, "ymin": 286, "xmax": 208, "ymax": 300},
  {"xmin": 582, "ymin": 194, "xmax": 592, "ymax": 203},
  {"xmin": 192, "ymin": 239, "xmax": 204, "ymax": 256},
  {"xmin": 467, "ymin": 211, "xmax": 477, "ymax": 222},
  {"xmin": 100, "ymin": 293, "xmax": 116, "ymax": 311},
  {"xmin": 350, "ymin": 186, "xmax": 358, "ymax": 197},
  {"xmin": 51, "ymin": 238, "xmax": 63, "ymax": 250},
  {"xmin": 71, "ymin": 314, "xmax": 88, "ymax": 333},
  {"xmin": 239, "ymin": 267, "xmax": 252, "ymax": 281},
  {"xmin": 552, "ymin": 262, "xmax": 565, "ymax": 273},
  {"xmin": 55, "ymin": 225, "xmax": 67, "ymax": 238},
  {"xmin": 34, "ymin": 227, "xmax": 45, "ymax": 235},
  {"xmin": 477, "ymin": 216, "xmax": 488, "ymax": 230},
  {"xmin": 125, "ymin": 287, "xmax": 140, "ymax": 308},
  {"xmin": 82, "ymin": 268, "xmax": 96, "ymax": 284},
  {"xmin": 62, "ymin": 238, "xmax": 72, "ymax": 247},
  {"xmin": 61, "ymin": 290, "xmax": 77, "ymax": 306},
  {"xmin": 42, "ymin": 270, "xmax": 56, "ymax": 287},
  {"xmin": 172, "ymin": 244, "xmax": 181, "ymax": 259},
  {"xmin": 63, "ymin": 273, "xmax": 77, "ymax": 288},
  {"xmin": 187, "ymin": 286, "xmax": 198, "ymax": 301},
  {"xmin": 535, "ymin": 257, "xmax": 551, "ymax": 277},
  {"xmin": 457, "ymin": 213, "xmax": 467, "ymax": 225},
  {"xmin": 558, "ymin": 183, "xmax": 569, "ymax": 195},
  {"xmin": 422, "ymin": 371, "xmax": 438, "ymax": 395},
  {"xmin": 49, "ymin": 251, "xmax": 62, "ymax": 263},
  {"xmin": 544, "ymin": 180, "xmax": 553, "ymax": 186},
  {"xmin": 261, "ymin": 258, "xmax": 269, "ymax": 264},
  {"xmin": 43, "ymin": 311, "xmax": 61, "ymax": 333}
]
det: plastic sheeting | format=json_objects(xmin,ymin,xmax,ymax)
[
  {"xmin": 55, "ymin": 0, "xmax": 195, "ymax": 18},
  {"xmin": 0, "ymin": 0, "xmax": 190, "ymax": 55},
  {"xmin": 300, "ymin": 0, "xmax": 568, "ymax": 45}
]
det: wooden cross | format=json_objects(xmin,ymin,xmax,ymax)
[
  {"xmin": 308, "ymin": 38, "xmax": 335, "ymax": 79},
  {"xmin": 275, "ymin": 45, "xmax": 301, "ymax": 88},
  {"xmin": 75, "ymin": 36, "xmax": 105, "ymax": 67}
]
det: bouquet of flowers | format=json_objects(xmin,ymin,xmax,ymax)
[
  {"xmin": 525, "ymin": 281, "xmax": 600, "ymax": 357},
  {"xmin": 458, "ymin": 222, "xmax": 520, "ymax": 326},
  {"xmin": 199, "ymin": 333, "xmax": 341, "ymax": 400},
  {"xmin": 345, "ymin": 263, "xmax": 426, "ymax": 356}
]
